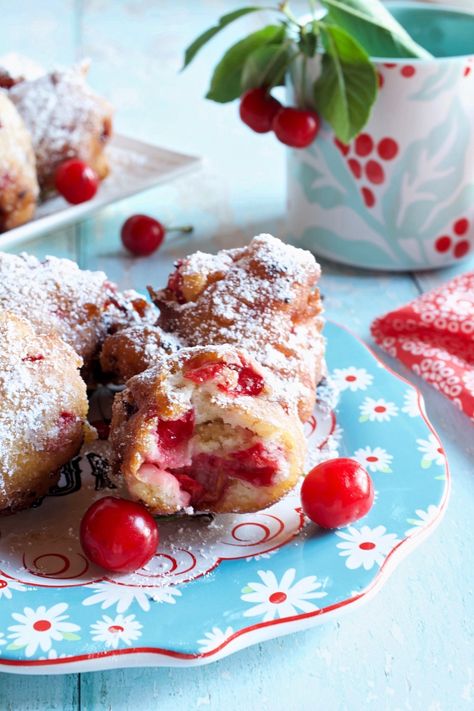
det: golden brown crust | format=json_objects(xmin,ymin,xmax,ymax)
[
  {"xmin": 0, "ymin": 92, "xmax": 39, "ymax": 231},
  {"xmin": 0, "ymin": 253, "xmax": 157, "ymax": 368},
  {"xmin": 100, "ymin": 324, "xmax": 182, "ymax": 382},
  {"xmin": 0, "ymin": 311, "xmax": 89, "ymax": 514},
  {"xmin": 102, "ymin": 234, "xmax": 325, "ymax": 421},
  {"xmin": 110, "ymin": 345, "xmax": 306, "ymax": 515}
]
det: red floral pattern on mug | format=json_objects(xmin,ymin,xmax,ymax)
[
  {"xmin": 371, "ymin": 273, "xmax": 474, "ymax": 421},
  {"xmin": 334, "ymin": 134, "xmax": 399, "ymax": 208},
  {"xmin": 434, "ymin": 218, "xmax": 472, "ymax": 259}
]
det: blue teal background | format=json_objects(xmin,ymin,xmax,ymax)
[{"xmin": 0, "ymin": 1, "xmax": 473, "ymax": 709}]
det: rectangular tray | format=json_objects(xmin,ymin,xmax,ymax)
[{"xmin": 0, "ymin": 134, "xmax": 201, "ymax": 249}]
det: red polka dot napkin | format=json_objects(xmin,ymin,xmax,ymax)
[{"xmin": 371, "ymin": 272, "xmax": 474, "ymax": 421}]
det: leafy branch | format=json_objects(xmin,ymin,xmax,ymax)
[{"xmin": 183, "ymin": 0, "xmax": 430, "ymax": 143}]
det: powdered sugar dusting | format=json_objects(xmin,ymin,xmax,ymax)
[
  {"xmin": 155, "ymin": 234, "xmax": 325, "ymax": 420},
  {"xmin": 0, "ymin": 252, "xmax": 152, "ymax": 364},
  {"xmin": 0, "ymin": 92, "xmax": 39, "ymax": 229},
  {"xmin": 9, "ymin": 66, "xmax": 112, "ymax": 188},
  {"xmin": 0, "ymin": 312, "xmax": 86, "ymax": 496}
]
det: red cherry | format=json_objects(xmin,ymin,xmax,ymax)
[
  {"xmin": 272, "ymin": 108, "xmax": 320, "ymax": 148},
  {"xmin": 55, "ymin": 160, "xmax": 99, "ymax": 204},
  {"xmin": 239, "ymin": 88, "xmax": 282, "ymax": 134},
  {"xmin": 80, "ymin": 497, "xmax": 159, "ymax": 573},
  {"xmin": 122, "ymin": 217, "xmax": 192, "ymax": 257},
  {"xmin": 377, "ymin": 138, "xmax": 398, "ymax": 161},
  {"xmin": 121, "ymin": 215, "xmax": 165, "ymax": 256},
  {"xmin": 301, "ymin": 458, "xmax": 374, "ymax": 529},
  {"xmin": 355, "ymin": 133, "xmax": 373, "ymax": 157},
  {"xmin": 365, "ymin": 160, "xmax": 385, "ymax": 185}
]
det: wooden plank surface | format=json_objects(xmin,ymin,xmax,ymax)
[{"xmin": 0, "ymin": 1, "xmax": 473, "ymax": 709}]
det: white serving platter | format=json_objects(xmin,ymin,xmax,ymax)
[{"xmin": 0, "ymin": 134, "xmax": 201, "ymax": 249}]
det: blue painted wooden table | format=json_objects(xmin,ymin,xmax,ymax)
[{"xmin": 1, "ymin": 1, "xmax": 473, "ymax": 709}]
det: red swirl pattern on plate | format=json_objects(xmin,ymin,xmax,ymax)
[
  {"xmin": 21, "ymin": 550, "xmax": 89, "ymax": 580},
  {"xmin": 0, "ymin": 404, "xmax": 335, "ymax": 588}
]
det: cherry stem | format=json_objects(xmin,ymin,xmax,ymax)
[{"xmin": 165, "ymin": 225, "xmax": 194, "ymax": 235}]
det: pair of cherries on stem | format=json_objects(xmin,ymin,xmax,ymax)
[
  {"xmin": 239, "ymin": 87, "xmax": 320, "ymax": 148},
  {"xmin": 80, "ymin": 458, "xmax": 374, "ymax": 573}
]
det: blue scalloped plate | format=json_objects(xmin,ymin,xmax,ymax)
[{"xmin": 0, "ymin": 322, "xmax": 449, "ymax": 674}]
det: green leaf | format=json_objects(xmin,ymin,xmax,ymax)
[
  {"xmin": 6, "ymin": 642, "xmax": 26, "ymax": 651},
  {"xmin": 313, "ymin": 24, "xmax": 377, "ymax": 143},
  {"xmin": 358, "ymin": 415, "xmax": 369, "ymax": 423},
  {"xmin": 241, "ymin": 585, "xmax": 254, "ymax": 593},
  {"xmin": 241, "ymin": 42, "xmax": 292, "ymax": 91},
  {"xmin": 421, "ymin": 457, "xmax": 432, "ymax": 469},
  {"xmin": 182, "ymin": 6, "xmax": 265, "ymax": 70},
  {"xmin": 206, "ymin": 24, "xmax": 286, "ymax": 103},
  {"xmin": 62, "ymin": 632, "xmax": 81, "ymax": 641},
  {"xmin": 320, "ymin": 0, "xmax": 432, "ymax": 59}
]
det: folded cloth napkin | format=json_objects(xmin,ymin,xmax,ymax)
[{"xmin": 371, "ymin": 272, "xmax": 474, "ymax": 421}]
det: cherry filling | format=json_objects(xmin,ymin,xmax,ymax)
[
  {"xmin": 171, "ymin": 442, "xmax": 281, "ymax": 505},
  {"xmin": 167, "ymin": 262, "xmax": 186, "ymax": 303},
  {"xmin": 229, "ymin": 442, "xmax": 280, "ymax": 486},
  {"xmin": 22, "ymin": 354, "xmax": 44, "ymax": 362},
  {"xmin": 157, "ymin": 409, "xmax": 194, "ymax": 449},
  {"xmin": 184, "ymin": 358, "xmax": 264, "ymax": 397}
]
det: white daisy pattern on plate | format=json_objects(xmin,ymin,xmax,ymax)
[
  {"xmin": 241, "ymin": 568, "xmax": 327, "ymax": 622},
  {"xmin": 402, "ymin": 388, "xmax": 421, "ymax": 418},
  {"xmin": 332, "ymin": 366, "xmax": 374, "ymax": 392},
  {"xmin": 462, "ymin": 371, "xmax": 474, "ymax": 396},
  {"xmin": 0, "ymin": 632, "xmax": 6, "ymax": 648},
  {"xmin": 90, "ymin": 614, "xmax": 142, "ymax": 649},
  {"xmin": 417, "ymin": 433, "xmax": 445, "ymax": 468},
  {"xmin": 405, "ymin": 505, "xmax": 439, "ymax": 536},
  {"xmin": 0, "ymin": 577, "xmax": 27, "ymax": 600},
  {"xmin": 336, "ymin": 525, "xmax": 400, "ymax": 570},
  {"xmin": 353, "ymin": 446, "xmax": 393, "ymax": 473},
  {"xmin": 359, "ymin": 397, "xmax": 399, "ymax": 423},
  {"xmin": 82, "ymin": 582, "xmax": 181, "ymax": 613},
  {"xmin": 197, "ymin": 626, "xmax": 234, "ymax": 653},
  {"xmin": 7, "ymin": 603, "xmax": 80, "ymax": 658}
]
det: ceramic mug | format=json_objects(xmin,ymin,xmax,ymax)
[{"xmin": 287, "ymin": 1, "xmax": 474, "ymax": 271}]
